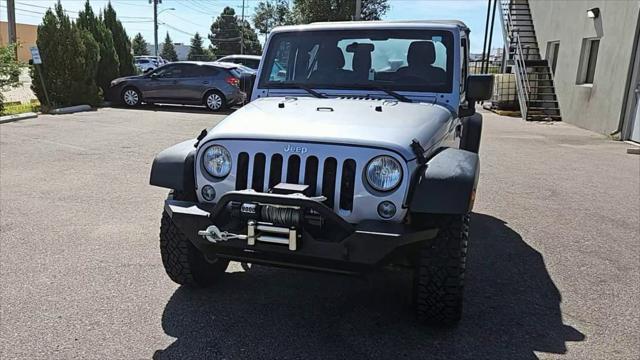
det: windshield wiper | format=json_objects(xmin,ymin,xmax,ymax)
[
  {"xmin": 287, "ymin": 83, "xmax": 328, "ymax": 99},
  {"xmin": 369, "ymin": 86, "xmax": 412, "ymax": 103}
]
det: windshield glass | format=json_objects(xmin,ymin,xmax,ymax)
[{"xmin": 259, "ymin": 29, "xmax": 454, "ymax": 93}]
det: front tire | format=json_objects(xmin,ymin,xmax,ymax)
[
  {"xmin": 204, "ymin": 91, "xmax": 226, "ymax": 112},
  {"xmin": 160, "ymin": 211, "xmax": 229, "ymax": 287},
  {"xmin": 414, "ymin": 214, "xmax": 469, "ymax": 326},
  {"xmin": 121, "ymin": 87, "xmax": 141, "ymax": 107}
]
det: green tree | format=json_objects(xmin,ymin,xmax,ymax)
[
  {"xmin": 187, "ymin": 32, "xmax": 211, "ymax": 61},
  {"xmin": 292, "ymin": 0, "xmax": 388, "ymax": 23},
  {"xmin": 240, "ymin": 19, "xmax": 263, "ymax": 55},
  {"xmin": 103, "ymin": 3, "xmax": 135, "ymax": 76},
  {"xmin": 77, "ymin": 0, "xmax": 119, "ymax": 95},
  {"xmin": 161, "ymin": 32, "xmax": 178, "ymax": 62},
  {"xmin": 132, "ymin": 33, "xmax": 150, "ymax": 56},
  {"xmin": 30, "ymin": 2, "xmax": 100, "ymax": 108},
  {"xmin": 209, "ymin": 7, "xmax": 262, "ymax": 56},
  {"xmin": 0, "ymin": 44, "xmax": 22, "ymax": 114},
  {"xmin": 253, "ymin": 0, "xmax": 293, "ymax": 38}
]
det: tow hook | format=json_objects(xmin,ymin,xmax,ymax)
[{"xmin": 198, "ymin": 226, "xmax": 247, "ymax": 243}]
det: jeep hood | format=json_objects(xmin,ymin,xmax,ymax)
[{"xmin": 203, "ymin": 97, "xmax": 454, "ymax": 160}]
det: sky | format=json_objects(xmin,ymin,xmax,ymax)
[{"xmin": 0, "ymin": 0, "xmax": 503, "ymax": 53}]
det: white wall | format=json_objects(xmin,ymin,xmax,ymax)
[{"xmin": 529, "ymin": 0, "xmax": 640, "ymax": 135}]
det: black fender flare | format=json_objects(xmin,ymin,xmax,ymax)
[
  {"xmin": 409, "ymin": 148, "xmax": 479, "ymax": 214},
  {"xmin": 149, "ymin": 139, "xmax": 197, "ymax": 199},
  {"xmin": 460, "ymin": 112, "xmax": 483, "ymax": 153}
]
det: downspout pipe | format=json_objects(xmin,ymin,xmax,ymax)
[
  {"xmin": 485, "ymin": 0, "xmax": 498, "ymax": 73},
  {"xmin": 481, "ymin": 0, "xmax": 492, "ymax": 73}
]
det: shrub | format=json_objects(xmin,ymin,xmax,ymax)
[
  {"xmin": 30, "ymin": 2, "xmax": 101, "ymax": 108},
  {"xmin": 0, "ymin": 44, "xmax": 22, "ymax": 115}
]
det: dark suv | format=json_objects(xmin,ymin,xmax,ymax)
[{"xmin": 109, "ymin": 62, "xmax": 246, "ymax": 111}]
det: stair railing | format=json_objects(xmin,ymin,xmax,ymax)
[{"xmin": 498, "ymin": 0, "xmax": 530, "ymax": 120}]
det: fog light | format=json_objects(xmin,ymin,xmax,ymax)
[
  {"xmin": 377, "ymin": 201, "xmax": 396, "ymax": 219},
  {"xmin": 201, "ymin": 185, "xmax": 216, "ymax": 201}
]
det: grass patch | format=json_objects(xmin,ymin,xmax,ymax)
[{"xmin": 1, "ymin": 101, "xmax": 40, "ymax": 116}]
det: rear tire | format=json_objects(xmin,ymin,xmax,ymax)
[
  {"xmin": 414, "ymin": 214, "xmax": 469, "ymax": 326},
  {"xmin": 160, "ymin": 211, "xmax": 229, "ymax": 287},
  {"xmin": 121, "ymin": 87, "xmax": 141, "ymax": 107},
  {"xmin": 204, "ymin": 90, "xmax": 226, "ymax": 112}
]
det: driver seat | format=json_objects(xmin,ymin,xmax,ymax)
[
  {"xmin": 308, "ymin": 47, "xmax": 351, "ymax": 83},
  {"xmin": 396, "ymin": 41, "xmax": 446, "ymax": 83}
]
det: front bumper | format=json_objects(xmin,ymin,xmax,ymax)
[{"xmin": 165, "ymin": 190, "xmax": 437, "ymax": 274}]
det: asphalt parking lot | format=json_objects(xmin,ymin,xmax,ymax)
[{"xmin": 1, "ymin": 106, "xmax": 638, "ymax": 359}]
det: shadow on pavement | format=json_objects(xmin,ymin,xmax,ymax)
[{"xmin": 153, "ymin": 213, "xmax": 584, "ymax": 360}]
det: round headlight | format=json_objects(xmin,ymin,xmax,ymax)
[
  {"xmin": 203, "ymin": 145, "xmax": 232, "ymax": 178},
  {"xmin": 366, "ymin": 156, "xmax": 403, "ymax": 192}
]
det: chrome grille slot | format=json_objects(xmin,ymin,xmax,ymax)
[
  {"xmin": 268, "ymin": 154, "xmax": 283, "ymax": 189},
  {"xmin": 321, "ymin": 157, "xmax": 337, "ymax": 208},
  {"xmin": 286, "ymin": 155, "xmax": 301, "ymax": 183},
  {"xmin": 339, "ymin": 159, "xmax": 356, "ymax": 211},
  {"xmin": 304, "ymin": 156, "xmax": 319, "ymax": 195},
  {"xmin": 251, "ymin": 153, "xmax": 266, "ymax": 192},
  {"xmin": 236, "ymin": 152, "xmax": 249, "ymax": 190}
]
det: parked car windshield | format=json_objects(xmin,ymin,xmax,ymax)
[{"xmin": 259, "ymin": 29, "xmax": 454, "ymax": 93}]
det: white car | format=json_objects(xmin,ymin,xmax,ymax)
[{"xmin": 134, "ymin": 57, "xmax": 157, "ymax": 73}]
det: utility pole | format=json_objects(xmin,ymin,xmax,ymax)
[
  {"xmin": 7, "ymin": 0, "xmax": 17, "ymax": 57},
  {"xmin": 151, "ymin": 0, "xmax": 160, "ymax": 57},
  {"xmin": 240, "ymin": 0, "xmax": 245, "ymax": 54},
  {"xmin": 355, "ymin": 0, "xmax": 362, "ymax": 21}
]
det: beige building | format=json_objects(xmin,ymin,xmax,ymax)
[
  {"xmin": 528, "ymin": 0, "xmax": 640, "ymax": 142},
  {"xmin": 0, "ymin": 21, "xmax": 38, "ymax": 63}
]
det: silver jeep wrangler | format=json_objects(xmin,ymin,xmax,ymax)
[{"xmin": 150, "ymin": 20, "xmax": 493, "ymax": 326}]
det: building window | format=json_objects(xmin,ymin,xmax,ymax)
[{"xmin": 577, "ymin": 38, "xmax": 600, "ymax": 84}]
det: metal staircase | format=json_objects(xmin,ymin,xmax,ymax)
[{"xmin": 499, "ymin": 0, "xmax": 562, "ymax": 121}]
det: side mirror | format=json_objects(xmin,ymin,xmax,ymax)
[
  {"xmin": 466, "ymin": 74, "xmax": 494, "ymax": 101},
  {"xmin": 459, "ymin": 74, "xmax": 494, "ymax": 117}
]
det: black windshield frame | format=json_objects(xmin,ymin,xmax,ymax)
[{"xmin": 258, "ymin": 29, "xmax": 455, "ymax": 94}]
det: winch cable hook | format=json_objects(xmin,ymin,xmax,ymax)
[{"xmin": 198, "ymin": 225, "xmax": 246, "ymax": 243}]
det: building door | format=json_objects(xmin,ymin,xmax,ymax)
[
  {"xmin": 546, "ymin": 41, "xmax": 560, "ymax": 74},
  {"xmin": 626, "ymin": 16, "xmax": 640, "ymax": 143}
]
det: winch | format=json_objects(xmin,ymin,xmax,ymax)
[{"xmin": 199, "ymin": 184, "xmax": 326, "ymax": 251}]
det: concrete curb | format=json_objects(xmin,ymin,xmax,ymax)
[
  {"xmin": 0, "ymin": 112, "xmax": 38, "ymax": 124},
  {"xmin": 50, "ymin": 105, "xmax": 92, "ymax": 115}
]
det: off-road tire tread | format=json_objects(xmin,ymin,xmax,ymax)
[
  {"xmin": 160, "ymin": 211, "xmax": 227, "ymax": 287},
  {"xmin": 415, "ymin": 214, "xmax": 469, "ymax": 326}
]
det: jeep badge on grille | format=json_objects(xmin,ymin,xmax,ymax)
[{"xmin": 284, "ymin": 145, "xmax": 308, "ymax": 155}]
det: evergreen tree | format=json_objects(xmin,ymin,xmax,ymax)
[
  {"xmin": 132, "ymin": 33, "xmax": 150, "ymax": 56},
  {"xmin": 77, "ymin": 0, "xmax": 119, "ymax": 95},
  {"xmin": 188, "ymin": 32, "xmax": 210, "ymax": 61},
  {"xmin": 103, "ymin": 3, "xmax": 135, "ymax": 76},
  {"xmin": 210, "ymin": 7, "xmax": 262, "ymax": 56},
  {"xmin": 161, "ymin": 32, "xmax": 178, "ymax": 62},
  {"xmin": 30, "ymin": 2, "xmax": 100, "ymax": 108},
  {"xmin": 240, "ymin": 19, "xmax": 262, "ymax": 55}
]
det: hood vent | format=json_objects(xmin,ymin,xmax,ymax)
[{"xmin": 338, "ymin": 96, "xmax": 380, "ymax": 101}]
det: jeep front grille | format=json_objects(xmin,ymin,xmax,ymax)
[{"xmin": 235, "ymin": 152, "xmax": 356, "ymax": 211}]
